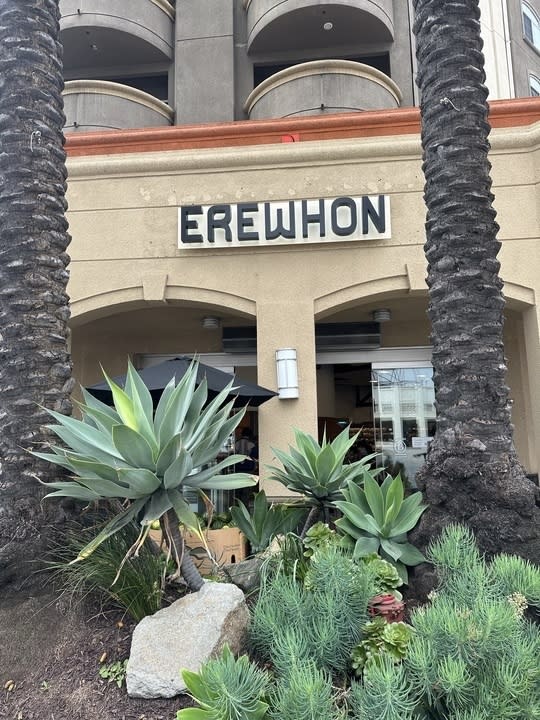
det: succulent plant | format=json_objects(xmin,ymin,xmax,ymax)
[
  {"xmin": 230, "ymin": 490, "xmax": 306, "ymax": 554},
  {"xmin": 351, "ymin": 617, "xmax": 413, "ymax": 675},
  {"xmin": 268, "ymin": 426, "xmax": 378, "ymax": 536},
  {"xmin": 334, "ymin": 473, "xmax": 427, "ymax": 582},
  {"xmin": 32, "ymin": 359, "xmax": 256, "ymax": 590}
]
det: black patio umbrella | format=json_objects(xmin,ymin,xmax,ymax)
[{"xmin": 86, "ymin": 356, "xmax": 278, "ymax": 408}]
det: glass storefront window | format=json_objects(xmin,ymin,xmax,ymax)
[{"xmin": 372, "ymin": 366, "xmax": 435, "ymax": 487}]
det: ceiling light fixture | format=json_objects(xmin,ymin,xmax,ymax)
[
  {"xmin": 201, "ymin": 316, "xmax": 220, "ymax": 330},
  {"xmin": 372, "ymin": 308, "xmax": 392, "ymax": 322},
  {"xmin": 323, "ymin": 21, "xmax": 333, "ymax": 30}
]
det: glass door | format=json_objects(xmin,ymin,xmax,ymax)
[{"xmin": 371, "ymin": 364, "xmax": 435, "ymax": 487}]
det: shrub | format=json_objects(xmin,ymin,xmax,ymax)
[
  {"xmin": 351, "ymin": 525, "xmax": 540, "ymax": 719},
  {"xmin": 349, "ymin": 655, "xmax": 417, "ymax": 720},
  {"xmin": 251, "ymin": 544, "xmax": 376, "ymax": 675}
]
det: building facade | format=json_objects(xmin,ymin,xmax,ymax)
[{"xmin": 61, "ymin": 1, "xmax": 540, "ymax": 494}]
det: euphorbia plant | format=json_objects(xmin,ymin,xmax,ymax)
[{"xmin": 33, "ymin": 359, "xmax": 256, "ymax": 591}]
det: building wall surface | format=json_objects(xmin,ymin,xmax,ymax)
[
  {"xmin": 60, "ymin": 0, "xmax": 540, "ymax": 132},
  {"xmin": 65, "ymin": 104, "xmax": 540, "ymax": 493},
  {"xmin": 59, "ymin": 2, "xmax": 540, "ymax": 495}
]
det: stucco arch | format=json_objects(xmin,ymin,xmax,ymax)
[
  {"xmin": 314, "ymin": 273, "xmax": 414, "ymax": 320},
  {"xmin": 314, "ymin": 272, "xmax": 536, "ymax": 320},
  {"xmin": 70, "ymin": 285, "xmax": 256, "ymax": 328}
]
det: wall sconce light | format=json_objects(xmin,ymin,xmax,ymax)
[
  {"xmin": 275, "ymin": 348, "xmax": 299, "ymax": 399},
  {"xmin": 372, "ymin": 308, "xmax": 392, "ymax": 322},
  {"xmin": 201, "ymin": 316, "xmax": 220, "ymax": 330}
]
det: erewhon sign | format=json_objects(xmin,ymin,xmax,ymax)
[{"xmin": 178, "ymin": 195, "xmax": 391, "ymax": 248}]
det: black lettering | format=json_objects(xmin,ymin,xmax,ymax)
[
  {"xmin": 237, "ymin": 203, "xmax": 259, "ymax": 241},
  {"xmin": 264, "ymin": 202, "xmax": 296, "ymax": 240},
  {"xmin": 180, "ymin": 205, "xmax": 203, "ymax": 243},
  {"xmin": 301, "ymin": 199, "xmax": 326, "ymax": 239},
  {"xmin": 362, "ymin": 195, "xmax": 386, "ymax": 235},
  {"xmin": 330, "ymin": 197, "xmax": 357, "ymax": 236},
  {"xmin": 207, "ymin": 204, "xmax": 232, "ymax": 243}
]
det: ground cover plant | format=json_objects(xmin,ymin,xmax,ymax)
[{"xmin": 180, "ymin": 523, "xmax": 540, "ymax": 720}]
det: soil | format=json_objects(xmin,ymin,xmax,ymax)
[{"xmin": 0, "ymin": 590, "xmax": 193, "ymax": 720}]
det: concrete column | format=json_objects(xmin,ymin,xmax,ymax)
[
  {"xmin": 521, "ymin": 303, "xmax": 540, "ymax": 477},
  {"xmin": 256, "ymin": 300, "xmax": 318, "ymax": 499},
  {"xmin": 175, "ymin": 0, "xmax": 234, "ymax": 124}
]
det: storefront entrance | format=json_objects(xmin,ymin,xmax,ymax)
[{"xmin": 316, "ymin": 348, "xmax": 434, "ymax": 487}]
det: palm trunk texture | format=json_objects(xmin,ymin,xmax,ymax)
[
  {"xmin": 0, "ymin": 0, "xmax": 73, "ymax": 587},
  {"xmin": 412, "ymin": 0, "xmax": 539, "ymax": 561}
]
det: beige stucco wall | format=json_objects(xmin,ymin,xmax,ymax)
[{"xmin": 65, "ymin": 122, "xmax": 540, "ymax": 488}]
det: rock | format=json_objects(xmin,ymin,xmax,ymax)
[
  {"xmin": 126, "ymin": 582, "xmax": 249, "ymax": 699},
  {"xmin": 221, "ymin": 557, "xmax": 263, "ymax": 593}
]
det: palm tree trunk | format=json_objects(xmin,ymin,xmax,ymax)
[
  {"xmin": 0, "ymin": 0, "xmax": 73, "ymax": 588},
  {"xmin": 412, "ymin": 0, "xmax": 539, "ymax": 561}
]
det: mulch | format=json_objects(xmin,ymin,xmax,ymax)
[{"xmin": 0, "ymin": 590, "xmax": 192, "ymax": 720}]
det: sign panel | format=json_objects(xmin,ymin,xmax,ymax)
[{"xmin": 178, "ymin": 195, "xmax": 391, "ymax": 248}]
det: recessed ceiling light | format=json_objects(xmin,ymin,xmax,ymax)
[{"xmin": 323, "ymin": 21, "xmax": 333, "ymax": 31}]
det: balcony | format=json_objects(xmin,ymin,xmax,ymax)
[
  {"xmin": 63, "ymin": 80, "xmax": 174, "ymax": 132},
  {"xmin": 60, "ymin": 0, "xmax": 175, "ymax": 70},
  {"xmin": 243, "ymin": 0, "xmax": 394, "ymax": 54},
  {"xmin": 244, "ymin": 60, "xmax": 402, "ymax": 120}
]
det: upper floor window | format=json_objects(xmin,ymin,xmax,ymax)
[
  {"xmin": 523, "ymin": 3, "xmax": 540, "ymax": 49},
  {"xmin": 530, "ymin": 74, "xmax": 540, "ymax": 95}
]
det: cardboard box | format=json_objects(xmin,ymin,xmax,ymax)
[
  {"xmin": 184, "ymin": 527, "xmax": 247, "ymax": 575},
  {"xmin": 149, "ymin": 527, "xmax": 246, "ymax": 576}
]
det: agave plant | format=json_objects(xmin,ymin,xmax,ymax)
[
  {"xmin": 268, "ymin": 427, "xmax": 377, "ymax": 537},
  {"xmin": 230, "ymin": 490, "xmax": 306, "ymax": 554},
  {"xmin": 33, "ymin": 359, "xmax": 256, "ymax": 591},
  {"xmin": 334, "ymin": 473, "xmax": 427, "ymax": 582}
]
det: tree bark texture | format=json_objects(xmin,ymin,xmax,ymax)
[
  {"xmin": 412, "ymin": 0, "xmax": 539, "ymax": 560},
  {"xmin": 0, "ymin": 0, "xmax": 74, "ymax": 587}
]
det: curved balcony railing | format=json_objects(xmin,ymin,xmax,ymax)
[
  {"xmin": 60, "ymin": 0, "xmax": 175, "ymax": 61},
  {"xmin": 63, "ymin": 80, "xmax": 174, "ymax": 132},
  {"xmin": 244, "ymin": 60, "xmax": 402, "ymax": 120},
  {"xmin": 243, "ymin": 0, "xmax": 394, "ymax": 53}
]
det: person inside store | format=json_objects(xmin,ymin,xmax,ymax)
[{"xmin": 235, "ymin": 427, "xmax": 257, "ymax": 473}]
